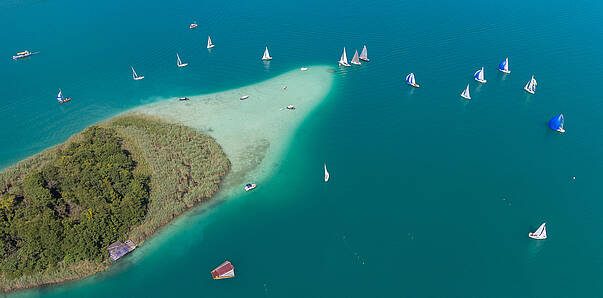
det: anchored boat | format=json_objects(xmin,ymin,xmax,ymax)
[
  {"xmin": 240, "ymin": 95, "xmax": 249, "ymax": 100},
  {"xmin": 405, "ymin": 73, "xmax": 420, "ymax": 88},
  {"xmin": 211, "ymin": 261, "xmax": 235, "ymax": 279},
  {"xmin": 338, "ymin": 47, "xmax": 350, "ymax": 66},
  {"xmin": 498, "ymin": 58, "xmax": 510, "ymax": 74},
  {"xmin": 177, "ymin": 53, "xmax": 188, "ymax": 67},
  {"xmin": 529, "ymin": 223, "xmax": 547, "ymax": 240},
  {"xmin": 460, "ymin": 84, "xmax": 471, "ymax": 100},
  {"xmin": 524, "ymin": 75, "xmax": 537, "ymax": 94},
  {"xmin": 549, "ymin": 114, "xmax": 565, "ymax": 133},
  {"xmin": 56, "ymin": 89, "xmax": 71, "ymax": 104},
  {"xmin": 131, "ymin": 66, "xmax": 144, "ymax": 80},
  {"xmin": 351, "ymin": 50, "xmax": 361, "ymax": 65},
  {"xmin": 207, "ymin": 36, "xmax": 215, "ymax": 49},
  {"xmin": 359, "ymin": 45, "xmax": 369, "ymax": 62},
  {"xmin": 245, "ymin": 183, "xmax": 256, "ymax": 191},
  {"xmin": 262, "ymin": 46, "xmax": 272, "ymax": 61},
  {"xmin": 189, "ymin": 21, "xmax": 198, "ymax": 29},
  {"xmin": 474, "ymin": 67, "xmax": 486, "ymax": 83}
]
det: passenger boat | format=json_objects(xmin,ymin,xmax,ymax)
[
  {"xmin": 207, "ymin": 36, "xmax": 215, "ymax": 49},
  {"xmin": 240, "ymin": 95, "xmax": 249, "ymax": 100},
  {"xmin": 528, "ymin": 222, "xmax": 547, "ymax": 240},
  {"xmin": 177, "ymin": 53, "xmax": 188, "ymax": 67},
  {"xmin": 286, "ymin": 105, "xmax": 296, "ymax": 110},
  {"xmin": 548, "ymin": 114, "xmax": 565, "ymax": 133},
  {"xmin": 178, "ymin": 97, "xmax": 189, "ymax": 101},
  {"xmin": 131, "ymin": 66, "xmax": 144, "ymax": 80},
  {"xmin": 189, "ymin": 21, "xmax": 198, "ymax": 29},
  {"xmin": 211, "ymin": 261, "xmax": 235, "ymax": 279},
  {"xmin": 351, "ymin": 50, "xmax": 361, "ymax": 65},
  {"xmin": 324, "ymin": 163, "xmax": 330, "ymax": 182},
  {"xmin": 524, "ymin": 75, "xmax": 537, "ymax": 94},
  {"xmin": 338, "ymin": 47, "xmax": 350, "ymax": 67},
  {"xmin": 12, "ymin": 50, "xmax": 33, "ymax": 60},
  {"xmin": 498, "ymin": 57, "xmax": 510, "ymax": 74},
  {"xmin": 359, "ymin": 45, "xmax": 369, "ymax": 62},
  {"xmin": 474, "ymin": 67, "xmax": 486, "ymax": 83},
  {"xmin": 460, "ymin": 84, "xmax": 471, "ymax": 100},
  {"xmin": 405, "ymin": 73, "xmax": 420, "ymax": 88},
  {"xmin": 262, "ymin": 46, "xmax": 272, "ymax": 61},
  {"xmin": 244, "ymin": 183, "xmax": 256, "ymax": 191},
  {"xmin": 56, "ymin": 89, "xmax": 71, "ymax": 104}
]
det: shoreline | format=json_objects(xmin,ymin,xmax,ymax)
[{"xmin": 3, "ymin": 66, "xmax": 334, "ymax": 295}]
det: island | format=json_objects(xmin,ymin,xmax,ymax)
[{"xmin": 0, "ymin": 114, "xmax": 230, "ymax": 292}]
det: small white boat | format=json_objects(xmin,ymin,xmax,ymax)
[
  {"xmin": 474, "ymin": 67, "xmax": 486, "ymax": 83},
  {"xmin": 528, "ymin": 222, "xmax": 547, "ymax": 240},
  {"xmin": 351, "ymin": 50, "xmax": 361, "ymax": 65},
  {"xmin": 498, "ymin": 57, "xmax": 510, "ymax": 74},
  {"xmin": 300, "ymin": 67, "xmax": 308, "ymax": 71},
  {"xmin": 189, "ymin": 21, "xmax": 198, "ymax": 29},
  {"xmin": 131, "ymin": 66, "xmax": 144, "ymax": 80},
  {"xmin": 244, "ymin": 183, "xmax": 256, "ymax": 191},
  {"xmin": 460, "ymin": 84, "xmax": 471, "ymax": 100},
  {"xmin": 178, "ymin": 97, "xmax": 190, "ymax": 101},
  {"xmin": 207, "ymin": 36, "xmax": 215, "ymax": 49},
  {"xmin": 177, "ymin": 53, "xmax": 188, "ymax": 67},
  {"xmin": 338, "ymin": 47, "xmax": 350, "ymax": 67},
  {"xmin": 405, "ymin": 73, "xmax": 419, "ymax": 88},
  {"xmin": 359, "ymin": 45, "xmax": 369, "ymax": 62},
  {"xmin": 324, "ymin": 163, "xmax": 330, "ymax": 182},
  {"xmin": 262, "ymin": 46, "xmax": 272, "ymax": 61},
  {"xmin": 524, "ymin": 75, "xmax": 537, "ymax": 94},
  {"xmin": 286, "ymin": 105, "xmax": 295, "ymax": 110},
  {"xmin": 240, "ymin": 95, "xmax": 249, "ymax": 100}
]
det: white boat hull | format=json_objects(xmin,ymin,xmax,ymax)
[
  {"xmin": 407, "ymin": 83, "xmax": 420, "ymax": 88},
  {"xmin": 359, "ymin": 58, "xmax": 370, "ymax": 62},
  {"xmin": 528, "ymin": 233, "xmax": 547, "ymax": 240},
  {"xmin": 134, "ymin": 76, "xmax": 144, "ymax": 81},
  {"xmin": 499, "ymin": 69, "xmax": 511, "ymax": 74},
  {"xmin": 262, "ymin": 57, "xmax": 272, "ymax": 61},
  {"xmin": 207, "ymin": 45, "xmax": 215, "ymax": 49},
  {"xmin": 475, "ymin": 78, "xmax": 487, "ymax": 83},
  {"xmin": 300, "ymin": 67, "xmax": 308, "ymax": 71},
  {"xmin": 461, "ymin": 94, "xmax": 471, "ymax": 100},
  {"xmin": 339, "ymin": 62, "xmax": 350, "ymax": 67},
  {"xmin": 524, "ymin": 87, "xmax": 535, "ymax": 94},
  {"xmin": 351, "ymin": 61, "xmax": 361, "ymax": 65},
  {"xmin": 177, "ymin": 63, "xmax": 188, "ymax": 68}
]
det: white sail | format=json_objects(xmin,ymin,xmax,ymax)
[
  {"xmin": 559, "ymin": 114, "xmax": 565, "ymax": 130},
  {"xmin": 529, "ymin": 222, "xmax": 547, "ymax": 239},
  {"xmin": 474, "ymin": 67, "xmax": 486, "ymax": 83},
  {"xmin": 207, "ymin": 36, "xmax": 214, "ymax": 49},
  {"xmin": 504, "ymin": 58, "xmax": 509, "ymax": 72},
  {"xmin": 524, "ymin": 76, "xmax": 537, "ymax": 94},
  {"xmin": 351, "ymin": 50, "xmax": 361, "ymax": 65},
  {"xmin": 57, "ymin": 89, "xmax": 63, "ymax": 102},
  {"xmin": 131, "ymin": 66, "xmax": 144, "ymax": 80},
  {"xmin": 324, "ymin": 163, "xmax": 330, "ymax": 182},
  {"xmin": 461, "ymin": 84, "xmax": 471, "ymax": 99},
  {"xmin": 177, "ymin": 53, "xmax": 188, "ymax": 67},
  {"xmin": 359, "ymin": 45, "xmax": 368, "ymax": 61},
  {"xmin": 339, "ymin": 47, "xmax": 349, "ymax": 66},
  {"xmin": 262, "ymin": 46, "xmax": 272, "ymax": 60}
]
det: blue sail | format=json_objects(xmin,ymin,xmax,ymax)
[
  {"xmin": 499, "ymin": 60, "xmax": 506, "ymax": 71},
  {"xmin": 548, "ymin": 114, "xmax": 563, "ymax": 131},
  {"xmin": 474, "ymin": 69, "xmax": 481, "ymax": 80},
  {"xmin": 405, "ymin": 73, "xmax": 413, "ymax": 84}
]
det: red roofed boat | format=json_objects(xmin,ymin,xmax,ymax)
[{"xmin": 211, "ymin": 261, "xmax": 235, "ymax": 280}]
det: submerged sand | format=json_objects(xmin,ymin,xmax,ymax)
[{"xmin": 137, "ymin": 66, "xmax": 333, "ymax": 196}]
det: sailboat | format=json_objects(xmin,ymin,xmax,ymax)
[
  {"xmin": 351, "ymin": 50, "xmax": 361, "ymax": 65},
  {"xmin": 548, "ymin": 114, "xmax": 565, "ymax": 133},
  {"xmin": 460, "ymin": 84, "xmax": 471, "ymax": 99},
  {"xmin": 338, "ymin": 47, "xmax": 350, "ymax": 67},
  {"xmin": 359, "ymin": 45, "xmax": 369, "ymax": 62},
  {"xmin": 324, "ymin": 163, "xmax": 330, "ymax": 182},
  {"xmin": 207, "ymin": 36, "xmax": 215, "ymax": 49},
  {"xmin": 211, "ymin": 261, "xmax": 235, "ymax": 279},
  {"xmin": 524, "ymin": 75, "xmax": 537, "ymax": 94},
  {"xmin": 176, "ymin": 53, "xmax": 188, "ymax": 67},
  {"xmin": 262, "ymin": 46, "xmax": 272, "ymax": 61},
  {"xmin": 405, "ymin": 73, "xmax": 419, "ymax": 88},
  {"xmin": 131, "ymin": 66, "xmax": 144, "ymax": 80},
  {"xmin": 498, "ymin": 58, "xmax": 510, "ymax": 74},
  {"xmin": 528, "ymin": 222, "xmax": 547, "ymax": 240},
  {"xmin": 474, "ymin": 67, "xmax": 486, "ymax": 83},
  {"xmin": 56, "ymin": 89, "xmax": 71, "ymax": 103},
  {"xmin": 189, "ymin": 21, "xmax": 198, "ymax": 29}
]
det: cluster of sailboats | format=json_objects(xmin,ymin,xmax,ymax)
[{"xmin": 338, "ymin": 45, "xmax": 369, "ymax": 66}]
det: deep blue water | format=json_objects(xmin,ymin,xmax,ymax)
[{"xmin": 4, "ymin": 0, "xmax": 603, "ymax": 296}]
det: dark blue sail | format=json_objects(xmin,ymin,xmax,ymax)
[
  {"xmin": 548, "ymin": 114, "xmax": 563, "ymax": 131},
  {"xmin": 498, "ymin": 60, "xmax": 506, "ymax": 71}
]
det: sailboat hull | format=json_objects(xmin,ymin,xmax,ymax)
[
  {"xmin": 407, "ymin": 83, "xmax": 420, "ymax": 88},
  {"xmin": 524, "ymin": 87, "xmax": 535, "ymax": 94},
  {"xmin": 461, "ymin": 94, "xmax": 471, "ymax": 100},
  {"xmin": 351, "ymin": 61, "xmax": 361, "ymax": 65},
  {"xmin": 499, "ymin": 69, "xmax": 511, "ymax": 74},
  {"xmin": 528, "ymin": 233, "xmax": 547, "ymax": 240},
  {"xmin": 262, "ymin": 57, "xmax": 272, "ymax": 61},
  {"xmin": 339, "ymin": 62, "xmax": 350, "ymax": 67},
  {"xmin": 207, "ymin": 45, "xmax": 215, "ymax": 49},
  {"xmin": 474, "ymin": 78, "xmax": 487, "ymax": 83},
  {"xmin": 133, "ymin": 76, "xmax": 144, "ymax": 81},
  {"xmin": 177, "ymin": 63, "xmax": 188, "ymax": 67},
  {"xmin": 58, "ymin": 98, "xmax": 71, "ymax": 104},
  {"xmin": 359, "ymin": 57, "xmax": 370, "ymax": 62}
]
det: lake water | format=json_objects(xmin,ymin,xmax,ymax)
[{"xmin": 4, "ymin": 0, "xmax": 603, "ymax": 296}]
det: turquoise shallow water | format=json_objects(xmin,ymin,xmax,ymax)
[{"xmin": 3, "ymin": 0, "xmax": 603, "ymax": 296}]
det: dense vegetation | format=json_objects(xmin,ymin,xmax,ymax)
[{"xmin": 0, "ymin": 114, "xmax": 230, "ymax": 292}]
